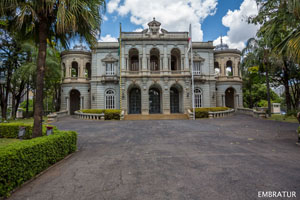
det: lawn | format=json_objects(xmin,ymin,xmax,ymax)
[
  {"xmin": 5, "ymin": 117, "xmax": 48, "ymax": 124},
  {"xmin": 0, "ymin": 138, "xmax": 19, "ymax": 147},
  {"xmin": 268, "ymin": 114, "xmax": 298, "ymax": 123}
]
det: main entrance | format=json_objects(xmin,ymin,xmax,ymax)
[
  {"xmin": 129, "ymin": 88, "xmax": 141, "ymax": 114},
  {"xmin": 225, "ymin": 87, "xmax": 235, "ymax": 108},
  {"xmin": 149, "ymin": 88, "xmax": 160, "ymax": 114},
  {"xmin": 170, "ymin": 87, "xmax": 179, "ymax": 113},
  {"xmin": 70, "ymin": 89, "xmax": 80, "ymax": 115}
]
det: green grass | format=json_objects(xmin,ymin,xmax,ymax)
[
  {"xmin": 5, "ymin": 117, "xmax": 48, "ymax": 124},
  {"xmin": 268, "ymin": 114, "xmax": 298, "ymax": 123},
  {"xmin": 0, "ymin": 138, "xmax": 19, "ymax": 147}
]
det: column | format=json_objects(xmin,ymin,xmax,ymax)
[
  {"xmin": 184, "ymin": 46, "xmax": 189, "ymax": 70},
  {"xmin": 222, "ymin": 95, "xmax": 224, "ymax": 107},
  {"xmin": 66, "ymin": 97, "xmax": 70, "ymax": 114},
  {"xmin": 121, "ymin": 46, "xmax": 125, "ymax": 70},
  {"xmin": 142, "ymin": 45, "xmax": 147, "ymax": 70},
  {"xmin": 163, "ymin": 46, "xmax": 168, "ymax": 71}
]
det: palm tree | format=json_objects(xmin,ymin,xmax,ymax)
[
  {"xmin": 0, "ymin": 0, "xmax": 105, "ymax": 137},
  {"xmin": 277, "ymin": 0, "xmax": 300, "ymax": 60},
  {"xmin": 242, "ymin": 38, "xmax": 272, "ymax": 116}
]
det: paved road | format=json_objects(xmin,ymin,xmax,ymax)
[{"xmin": 9, "ymin": 114, "xmax": 300, "ymax": 200}]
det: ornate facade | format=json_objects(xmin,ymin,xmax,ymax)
[{"xmin": 60, "ymin": 19, "xmax": 243, "ymax": 115}]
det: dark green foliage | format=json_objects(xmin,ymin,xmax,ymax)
[
  {"xmin": 194, "ymin": 107, "xmax": 229, "ymax": 118},
  {"xmin": 0, "ymin": 123, "xmax": 56, "ymax": 139},
  {"xmin": 80, "ymin": 109, "xmax": 121, "ymax": 120},
  {"xmin": 0, "ymin": 130, "xmax": 77, "ymax": 197}
]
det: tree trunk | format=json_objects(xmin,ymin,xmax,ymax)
[
  {"xmin": 32, "ymin": 20, "xmax": 48, "ymax": 138},
  {"xmin": 11, "ymin": 92, "xmax": 16, "ymax": 119},
  {"xmin": 283, "ymin": 60, "xmax": 292, "ymax": 113},
  {"xmin": 26, "ymin": 83, "xmax": 29, "ymax": 117},
  {"xmin": 266, "ymin": 63, "xmax": 271, "ymax": 117}
]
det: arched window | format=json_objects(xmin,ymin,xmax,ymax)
[
  {"xmin": 194, "ymin": 88, "xmax": 203, "ymax": 108},
  {"xmin": 226, "ymin": 60, "xmax": 233, "ymax": 76},
  {"xmin": 214, "ymin": 62, "xmax": 220, "ymax": 75},
  {"xmin": 85, "ymin": 63, "xmax": 91, "ymax": 78},
  {"xmin": 150, "ymin": 48, "xmax": 160, "ymax": 71},
  {"xmin": 171, "ymin": 48, "xmax": 181, "ymax": 71},
  {"xmin": 71, "ymin": 61, "xmax": 79, "ymax": 77},
  {"xmin": 105, "ymin": 90, "xmax": 115, "ymax": 109},
  {"xmin": 129, "ymin": 48, "xmax": 139, "ymax": 71},
  {"xmin": 62, "ymin": 63, "xmax": 66, "ymax": 78}
]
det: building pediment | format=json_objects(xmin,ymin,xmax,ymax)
[
  {"xmin": 190, "ymin": 52, "xmax": 205, "ymax": 62},
  {"xmin": 101, "ymin": 53, "xmax": 118, "ymax": 62}
]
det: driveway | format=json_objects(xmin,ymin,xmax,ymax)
[{"xmin": 9, "ymin": 114, "xmax": 300, "ymax": 200}]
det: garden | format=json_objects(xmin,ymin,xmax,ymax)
[{"xmin": 0, "ymin": 122, "xmax": 78, "ymax": 197}]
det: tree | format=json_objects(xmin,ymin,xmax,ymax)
[
  {"xmin": 0, "ymin": 0, "xmax": 105, "ymax": 137},
  {"xmin": 249, "ymin": 0, "xmax": 300, "ymax": 113},
  {"xmin": 242, "ymin": 37, "xmax": 273, "ymax": 116},
  {"xmin": 0, "ymin": 22, "xmax": 26, "ymax": 120}
]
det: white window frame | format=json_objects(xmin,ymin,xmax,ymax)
[
  {"xmin": 106, "ymin": 62, "xmax": 115, "ymax": 75},
  {"xmin": 194, "ymin": 88, "xmax": 203, "ymax": 108},
  {"xmin": 193, "ymin": 61, "xmax": 201, "ymax": 75},
  {"xmin": 105, "ymin": 89, "xmax": 115, "ymax": 109}
]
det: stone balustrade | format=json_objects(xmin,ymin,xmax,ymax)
[
  {"xmin": 74, "ymin": 111, "xmax": 105, "ymax": 120},
  {"xmin": 208, "ymin": 109, "xmax": 235, "ymax": 119},
  {"xmin": 237, "ymin": 108, "xmax": 267, "ymax": 119},
  {"xmin": 187, "ymin": 108, "xmax": 235, "ymax": 119},
  {"xmin": 74, "ymin": 110, "xmax": 125, "ymax": 121},
  {"xmin": 47, "ymin": 110, "xmax": 68, "ymax": 123}
]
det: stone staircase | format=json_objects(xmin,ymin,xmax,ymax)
[{"xmin": 124, "ymin": 114, "xmax": 189, "ymax": 120}]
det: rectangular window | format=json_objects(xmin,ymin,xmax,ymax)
[
  {"xmin": 105, "ymin": 95, "xmax": 115, "ymax": 109},
  {"xmin": 193, "ymin": 61, "xmax": 201, "ymax": 75},
  {"xmin": 106, "ymin": 63, "xmax": 115, "ymax": 75}
]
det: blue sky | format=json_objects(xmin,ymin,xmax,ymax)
[{"xmin": 87, "ymin": 0, "xmax": 259, "ymax": 50}]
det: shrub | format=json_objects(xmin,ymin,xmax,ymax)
[
  {"xmin": 193, "ymin": 107, "xmax": 229, "ymax": 118},
  {"xmin": 0, "ymin": 130, "xmax": 77, "ymax": 197},
  {"xmin": 80, "ymin": 109, "xmax": 121, "ymax": 120},
  {"xmin": 0, "ymin": 123, "xmax": 57, "ymax": 139}
]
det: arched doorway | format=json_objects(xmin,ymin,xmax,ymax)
[
  {"xmin": 225, "ymin": 88, "xmax": 235, "ymax": 108},
  {"xmin": 129, "ymin": 88, "xmax": 141, "ymax": 114},
  {"xmin": 170, "ymin": 87, "xmax": 179, "ymax": 113},
  {"xmin": 70, "ymin": 89, "xmax": 80, "ymax": 115},
  {"xmin": 149, "ymin": 88, "xmax": 161, "ymax": 114}
]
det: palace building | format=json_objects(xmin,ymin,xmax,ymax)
[{"xmin": 60, "ymin": 18, "xmax": 243, "ymax": 115}]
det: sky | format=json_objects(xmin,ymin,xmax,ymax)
[{"xmin": 96, "ymin": 0, "xmax": 260, "ymax": 50}]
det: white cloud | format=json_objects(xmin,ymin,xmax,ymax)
[
  {"xmin": 214, "ymin": 0, "xmax": 259, "ymax": 50},
  {"xmin": 107, "ymin": 0, "xmax": 121, "ymax": 13},
  {"xmin": 213, "ymin": 36, "xmax": 245, "ymax": 50},
  {"xmin": 133, "ymin": 28, "xmax": 144, "ymax": 32},
  {"xmin": 99, "ymin": 34, "xmax": 118, "ymax": 42},
  {"xmin": 107, "ymin": 0, "xmax": 218, "ymax": 41}
]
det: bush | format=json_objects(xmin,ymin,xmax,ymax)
[
  {"xmin": 0, "ymin": 130, "xmax": 77, "ymax": 197},
  {"xmin": 194, "ymin": 107, "xmax": 229, "ymax": 118},
  {"xmin": 80, "ymin": 109, "xmax": 121, "ymax": 120},
  {"xmin": 0, "ymin": 123, "xmax": 57, "ymax": 139}
]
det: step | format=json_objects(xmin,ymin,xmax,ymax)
[{"xmin": 124, "ymin": 114, "xmax": 189, "ymax": 120}]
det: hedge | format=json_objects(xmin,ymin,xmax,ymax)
[
  {"xmin": 193, "ymin": 107, "xmax": 229, "ymax": 118},
  {"xmin": 0, "ymin": 130, "xmax": 77, "ymax": 197},
  {"xmin": 0, "ymin": 123, "xmax": 57, "ymax": 139},
  {"xmin": 80, "ymin": 109, "xmax": 121, "ymax": 120}
]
